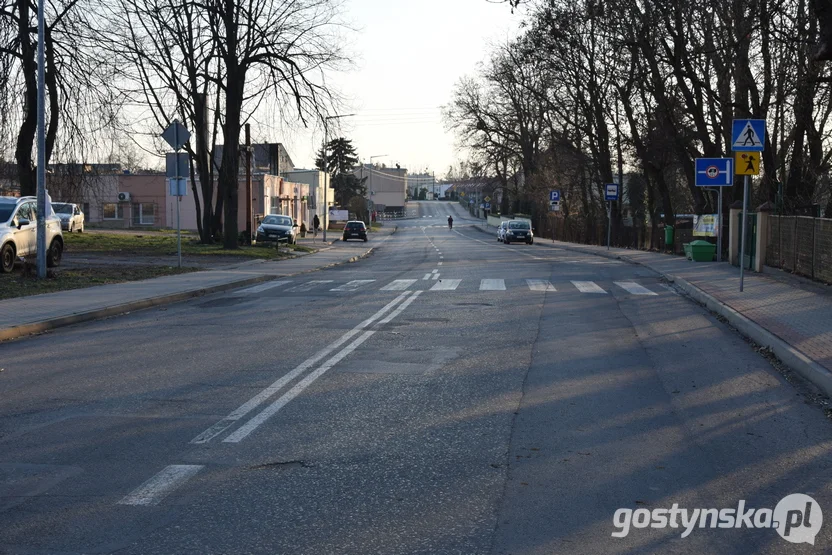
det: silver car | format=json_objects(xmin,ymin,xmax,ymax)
[
  {"xmin": 0, "ymin": 196, "xmax": 64, "ymax": 273},
  {"xmin": 52, "ymin": 202, "xmax": 85, "ymax": 232}
]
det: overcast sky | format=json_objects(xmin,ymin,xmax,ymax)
[{"xmin": 272, "ymin": 0, "xmax": 525, "ymax": 178}]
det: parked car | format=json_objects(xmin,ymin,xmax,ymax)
[
  {"xmin": 255, "ymin": 214, "xmax": 298, "ymax": 245},
  {"xmin": 497, "ymin": 221, "xmax": 508, "ymax": 242},
  {"xmin": 342, "ymin": 220, "xmax": 368, "ymax": 242},
  {"xmin": 503, "ymin": 220, "xmax": 533, "ymax": 244},
  {"xmin": 0, "ymin": 196, "xmax": 64, "ymax": 273},
  {"xmin": 51, "ymin": 202, "xmax": 84, "ymax": 232}
]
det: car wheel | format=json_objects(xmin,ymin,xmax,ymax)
[
  {"xmin": 528, "ymin": 239, "xmax": 533, "ymax": 245},
  {"xmin": 363, "ymin": 237, "xmax": 368, "ymax": 242},
  {"xmin": 1, "ymin": 242, "xmax": 15, "ymax": 273},
  {"xmin": 78, "ymin": 223, "xmax": 83, "ymax": 233},
  {"xmin": 46, "ymin": 239, "xmax": 63, "ymax": 268}
]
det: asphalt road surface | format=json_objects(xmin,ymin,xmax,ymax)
[{"xmin": 2, "ymin": 201, "xmax": 831, "ymax": 554}]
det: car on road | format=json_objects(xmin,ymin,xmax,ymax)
[
  {"xmin": 342, "ymin": 220, "xmax": 368, "ymax": 242},
  {"xmin": 52, "ymin": 202, "xmax": 84, "ymax": 232},
  {"xmin": 503, "ymin": 220, "xmax": 533, "ymax": 244},
  {"xmin": 0, "ymin": 196, "xmax": 64, "ymax": 273},
  {"xmin": 497, "ymin": 221, "xmax": 508, "ymax": 242},
  {"xmin": 256, "ymin": 215, "xmax": 298, "ymax": 245}
]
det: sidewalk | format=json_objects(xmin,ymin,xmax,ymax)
[
  {"xmin": 0, "ymin": 229, "xmax": 394, "ymax": 342},
  {"xmin": 531, "ymin": 235, "xmax": 832, "ymax": 397}
]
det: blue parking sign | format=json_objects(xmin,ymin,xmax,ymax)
[{"xmin": 549, "ymin": 190, "xmax": 561, "ymax": 202}]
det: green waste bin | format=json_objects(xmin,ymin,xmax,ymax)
[
  {"xmin": 664, "ymin": 225, "xmax": 674, "ymax": 249},
  {"xmin": 689, "ymin": 240, "xmax": 716, "ymax": 262}
]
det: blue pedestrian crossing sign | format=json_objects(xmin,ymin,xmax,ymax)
[
  {"xmin": 549, "ymin": 190, "xmax": 561, "ymax": 202},
  {"xmin": 732, "ymin": 120, "xmax": 766, "ymax": 152},
  {"xmin": 695, "ymin": 158, "xmax": 733, "ymax": 187}
]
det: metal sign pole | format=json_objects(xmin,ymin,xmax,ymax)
[
  {"xmin": 717, "ymin": 188, "xmax": 723, "ymax": 262},
  {"xmin": 174, "ymin": 124, "xmax": 182, "ymax": 268},
  {"xmin": 36, "ymin": 0, "xmax": 46, "ymax": 278},
  {"xmin": 739, "ymin": 174, "xmax": 749, "ymax": 291},
  {"xmin": 607, "ymin": 200, "xmax": 611, "ymax": 250}
]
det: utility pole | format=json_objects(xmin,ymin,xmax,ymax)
[
  {"xmin": 245, "ymin": 124, "xmax": 252, "ymax": 244},
  {"xmin": 35, "ymin": 0, "xmax": 46, "ymax": 278}
]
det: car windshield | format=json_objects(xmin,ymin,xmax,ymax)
[
  {"xmin": 0, "ymin": 204, "xmax": 14, "ymax": 223},
  {"xmin": 346, "ymin": 222, "xmax": 364, "ymax": 229},
  {"xmin": 262, "ymin": 216, "xmax": 292, "ymax": 226},
  {"xmin": 509, "ymin": 221, "xmax": 530, "ymax": 229},
  {"xmin": 52, "ymin": 203, "xmax": 72, "ymax": 214}
]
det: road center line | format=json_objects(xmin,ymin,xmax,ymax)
[
  {"xmin": 118, "ymin": 465, "xmax": 203, "ymax": 506},
  {"xmin": 191, "ymin": 292, "xmax": 412, "ymax": 444},
  {"xmin": 224, "ymin": 292, "xmax": 424, "ymax": 443}
]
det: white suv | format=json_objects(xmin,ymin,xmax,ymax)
[
  {"xmin": 0, "ymin": 196, "xmax": 64, "ymax": 273},
  {"xmin": 52, "ymin": 202, "xmax": 84, "ymax": 232}
]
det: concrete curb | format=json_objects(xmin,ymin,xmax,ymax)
[
  {"xmin": 0, "ymin": 274, "xmax": 273, "ymax": 343},
  {"xmin": 0, "ymin": 244, "xmax": 380, "ymax": 343},
  {"xmin": 668, "ymin": 274, "xmax": 832, "ymax": 398}
]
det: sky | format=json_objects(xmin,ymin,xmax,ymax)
[{"xmin": 272, "ymin": 0, "xmax": 525, "ymax": 179}]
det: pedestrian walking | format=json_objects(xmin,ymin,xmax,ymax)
[{"xmin": 313, "ymin": 214, "xmax": 320, "ymax": 240}]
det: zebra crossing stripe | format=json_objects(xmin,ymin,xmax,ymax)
[
  {"xmin": 526, "ymin": 279, "xmax": 556, "ymax": 291},
  {"xmin": 381, "ymin": 279, "xmax": 417, "ymax": 291},
  {"xmin": 287, "ymin": 280, "xmax": 333, "ymax": 292},
  {"xmin": 430, "ymin": 279, "xmax": 461, "ymax": 291},
  {"xmin": 480, "ymin": 279, "xmax": 506, "ymax": 290},
  {"xmin": 614, "ymin": 281, "xmax": 657, "ymax": 295},
  {"xmin": 423, "ymin": 273, "xmax": 431, "ymax": 280},
  {"xmin": 571, "ymin": 281, "xmax": 607, "ymax": 294},
  {"xmin": 330, "ymin": 280, "xmax": 376, "ymax": 292},
  {"xmin": 233, "ymin": 280, "xmax": 292, "ymax": 295}
]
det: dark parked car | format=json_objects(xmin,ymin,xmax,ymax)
[
  {"xmin": 256, "ymin": 215, "xmax": 298, "ymax": 244},
  {"xmin": 503, "ymin": 220, "xmax": 533, "ymax": 244},
  {"xmin": 342, "ymin": 220, "xmax": 368, "ymax": 242}
]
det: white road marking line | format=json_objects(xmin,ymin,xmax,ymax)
[
  {"xmin": 423, "ymin": 273, "xmax": 431, "ymax": 280},
  {"xmin": 330, "ymin": 280, "xmax": 376, "ymax": 292},
  {"xmin": 432, "ymin": 269, "xmax": 438, "ymax": 274},
  {"xmin": 191, "ymin": 292, "xmax": 412, "ymax": 444},
  {"xmin": 430, "ymin": 279, "xmax": 461, "ymax": 291},
  {"xmin": 480, "ymin": 279, "xmax": 506, "ymax": 290},
  {"xmin": 439, "ymin": 256, "xmax": 444, "ymax": 259},
  {"xmin": 432, "ymin": 273, "xmax": 440, "ymax": 280},
  {"xmin": 381, "ymin": 279, "xmax": 417, "ymax": 291},
  {"xmin": 438, "ymin": 262, "xmax": 443, "ymax": 266},
  {"xmin": 572, "ymin": 281, "xmax": 607, "ymax": 294},
  {"xmin": 286, "ymin": 280, "xmax": 333, "ymax": 292},
  {"xmin": 118, "ymin": 465, "xmax": 203, "ymax": 506},
  {"xmin": 526, "ymin": 279, "xmax": 556, "ymax": 291},
  {"xmin": 615, "ymin": 281, "xmax": 658, "ymax": 295},
  {"xmin": 225, "ymin": 293, "xmax": 423, "ymax": 443},
  {"xmin": 233, "ymin": 280, "xmax": 292, "ymax": 295}
]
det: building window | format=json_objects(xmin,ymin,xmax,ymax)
[
  {"xmin": 140, "ymin": 203, "xmax": 155, "ymax": 225},
  {"xmin": 103, "ymin": 203, "xmax": 124, "ymax": 219}
]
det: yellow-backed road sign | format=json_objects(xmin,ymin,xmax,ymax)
[{"xmin": 735, "ymin": 152, "xmax": 760, "ymax": 176}]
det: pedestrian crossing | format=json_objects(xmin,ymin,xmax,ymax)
[{"xmin": 234, "ymin": 278, "xmax": 663, "ymax": 296}]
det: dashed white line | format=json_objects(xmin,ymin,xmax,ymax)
[
  {"xmin": 330, "ymin": 280, "xmax": 376, "ymax": 292},
  {"xmin": 423, "ymin": 273, "xmax": 431, "ymax": 280},
  {"xmin": 118, "ymin": 465, "xmax": 203, "ymax": 506},
  {"xmin": 432, "ymin": 273, "xmax": 440, "ymax": 280}
]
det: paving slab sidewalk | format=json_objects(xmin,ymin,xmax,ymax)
[
  {"xmin": 531, "ymin": 236, "xmax": 832, "ymax": 397},
  {"xmin": 0, "ymin": 231, "xmax": 392, "ymax": 342}
]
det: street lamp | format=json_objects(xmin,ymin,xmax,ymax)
[{"xmin": 322, "ymin": 114, "xmax": 354, "ymax": 241}]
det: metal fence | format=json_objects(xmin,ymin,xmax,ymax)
[{"xmin": 767, "ymin": 216, "xmax": 832, "ymax": 283}]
